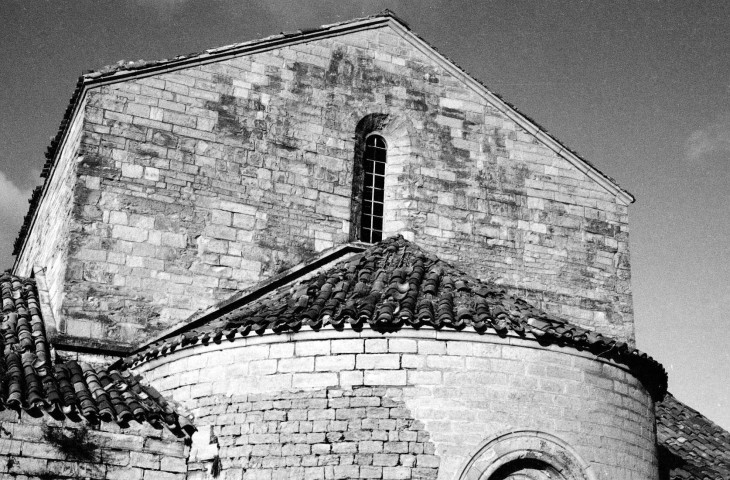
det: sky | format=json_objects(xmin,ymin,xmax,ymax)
[{"xmin": 0, "ymin": 1, "xmax": 728, "ymax": 429}]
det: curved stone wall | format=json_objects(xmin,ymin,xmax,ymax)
[{"xmin": 136, "ymin": 329, "xmax": 658, "ymax": 479}]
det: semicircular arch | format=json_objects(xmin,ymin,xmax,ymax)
[{"xmin": 457, "ymin": 430, "xmax": 597, "ymax": 480}]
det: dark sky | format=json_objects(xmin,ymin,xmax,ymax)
[{"xmin": 1, "ymin": 1, "xmax": 728, "ymax": 428}]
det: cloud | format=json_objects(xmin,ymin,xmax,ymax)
[
  {"xmin": 0, "ymin": 171, "xmax": 33, "ymax": 271},
  {"xmin": 686, "ymin": 116, "xmax": 730, "ymax": 163}
]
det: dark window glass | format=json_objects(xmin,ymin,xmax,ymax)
[
  {"xmin": 359, "ymin": 135, "xmax": 387, "ymax": 243},
  {"xmin": 373, "ymin": 202, "xmax": 383, "ymax": 217},
  {"xmin": 374, "ymin": 175, "xmax": 384, "ymax": 190}
]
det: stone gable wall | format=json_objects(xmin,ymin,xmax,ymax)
[
  {"xmin": 14, "ymin": 98, "xmax": 87, "ymax": 334},
  {"xmin": 21, "ymin": 24, "xmax": 633, "ymax": 349},
  {"xmin": 0, "ymin": 411, "xmax": 188, "ymax": 479},
  {"xmin": 136, "ymin": 330, "xmax": 658, "ymax": 480}
]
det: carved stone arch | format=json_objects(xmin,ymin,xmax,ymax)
[
  {"xmin": 349, "ymin": 112, "xmax": 419, "ymax": 242},
  {"xmin": 457, "ymin": 430, "xmax": 597, "ymax": 480},
  {"xmin": 346, "ymin": 110, "xmax": 420, "ymax": 151}
]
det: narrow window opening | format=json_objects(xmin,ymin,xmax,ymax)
[{"xmin": 359, "ymin": 135, "xmax": 387, "ymax": 243}]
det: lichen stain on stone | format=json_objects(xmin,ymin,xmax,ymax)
[
  {"xmin": 355, "ymin": 56, "xmax": 389, "ymax": 90},
  {"xmin": 405, "ymin": 88, "xmax": 428, "ymax": 112},
  {"xmin": 291, "ymin": 61, "xmax": 325, "ymax": 94},
  {"xmin": 135, "ymin": 146, "xmax": 160, "ymax": 158},
  {"xmin": 513, "ymin": 164, "xmax": 531, "ymax": 188},
  {"xmin": 585, "ymin": 218, "xmax": 618, "ymax": 237},
  {"xmin": 151, "ymin": 130, "xmax": 178, "ymax": 148},
  {"xmin": 212, "ymin": 73, "xmax": 233, "ymax": 86},
  {"xmin": 441, "ymin": 107, "xmax": 465, "ymax": 120},
  {"xmin": 206, "ymin": 95, "xmax": 247, "ymax": 136},
  {"xmin": 77, "ymin": 153, "xmax": 115, "ymax": 178},
  {"xmin": 72, "ymin": 184, "xmax": 100, "ymax": 220},
  {"xmin": 326, "ymin": 49, "xmax": 355, "ymax": 86}
]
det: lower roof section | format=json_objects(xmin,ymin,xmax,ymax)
[
  {"xmin": 0, "ymin": 273, "xmax": 194, "ymax": 436},
  {"xmin": 126, "ymin": 235, "xmax": 667, "ymax": 400},
  {"xmin": 657, "ymin": 393, "xmax": 730, "ymax": 479}
]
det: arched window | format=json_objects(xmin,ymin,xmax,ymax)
[
  {"xmin": 359, "ymin": 134, "xmax": 387, "ymax": 243},
  {"xmin": 457, "ymin": 431, "xmax": 597, "ymax": 480},
  {"xmin": 489, "ymin": 458, "xmax": 562, "ymax": 480}
]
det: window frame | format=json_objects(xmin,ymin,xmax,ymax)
[{"xmin": 358, "ymin": 133, "xmax": 387, "ymax": 244}]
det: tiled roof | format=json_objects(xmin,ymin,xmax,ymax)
[
  {"xmin": 657, "ymin": 393, "xmax": 730, "ymax": 479},
  {"xmin": 0, "ymin": 273, "xmax": 194, "ymax": 436},
  {"xmin": 127, "ymin": 236, "xmax": 667, "ymax": 400}
]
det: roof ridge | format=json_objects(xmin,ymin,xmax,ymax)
[{"xmin": 83, "ymin": 11, "xmax": 395, "ymax": 81}]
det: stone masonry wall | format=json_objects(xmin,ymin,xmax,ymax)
[
  {"xmin": 14, "ymin": 97, "xmax": 87, "ymax": 334},
  {"xmin": 186, "ymin": 387, "xmax": 440, "ymax": 480},
  {"xmin": 137, "ymin": 330, "xmax": 658, "ymax": 480},
  {"xmin": 0, "ymin": 410, "xmax": 188, "ymax": 479},
  {"xmin": 23, "ymin": 23, "xmax": 634, "ymax": 349}
]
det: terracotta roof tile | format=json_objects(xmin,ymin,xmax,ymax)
[
  {"xmin": 129, "ymin": 236, "xmax": 667, "ymax": 399},
  {"xmin": 657, "ymin": 393, "xmax": 730, "ymax": 480},
  {"xmin": 0, "ymin": 273, "xmax": 194, "ymax": 436}
]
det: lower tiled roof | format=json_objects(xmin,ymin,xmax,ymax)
[
  {"xmin": 128, "ymin": 235, "xmax": 667, "ymax": 400},
  {"xmin": 657, "ymin": 393, "xmax": 730, "ymax": 480},
  {"xmin": 0, "ymin": 273, "xmax": 194, "ymax": 436}
]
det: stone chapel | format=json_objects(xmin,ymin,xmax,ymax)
[{"xmin": 1, "ymin": 10, "xmax": 728, "ymax": 480}]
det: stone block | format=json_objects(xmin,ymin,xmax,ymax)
[
  {"xmin": 279, "ymin": 357, "xmax": 315, "ymax": 373},
  {"xmin": 292, "ymin": 372, "xmax": 338, "ymax": 389},
  {"xmin": 161, "ymin": 456, "xmax": 188, "ymax": 473},
  {"xmin": 340, "ymin": 370, "xmax": 365, "ymax": 387},
  {"xmin": 364, "ymin": 370, "xmax": 407, "ymax": 386},
  {"xmin": 316, "ymin": 355, "xmax": 356, "ymax": 371},
  {"xmin": 331, "ymin": 339, "xmax": 364, "ymax": 354},
  {"xmin": 296, "ymin": 341, "xmax": 331, "ymax": 357},
  {"xmin": 249, "ymin": 359, "xmax": 278, "ymax": 376},
  {"xmin": 388, "ymin": 339, "xmax": 417, "ymax": 353},
  {"xmin": 407, "ymin": 371, "xmax": 441, "ymax": 385},
  {"xmin": 112, "ymin": 225, "xmax": 148, "ymax": 243},
  {"xmin": 144, "ymin": 438, "xmax": 185, "ymax": 456},
  {"xmin": 383, "ymin": 466, "xmax": 411, "ymax": 479},
  {"xmin": 364, "ymin": 339, "xmax": 389, "ymax": 353},
  {"xmin": 417, "ymin": 341, "xmax": 446, "ymax": 355},
  {"xmin": 122, "ymin": 163, "xmax": 144, "ymax": 179},
  {"xmin": 131, "ymin": 451, "xmax": 160, "ymax": 469},
  {"xmin": 356, "ymin": 354, "xmax": 400, "ymax": 370}
]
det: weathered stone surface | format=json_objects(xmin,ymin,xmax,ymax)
[
  {"xmin": 184, "ymin": 385, "xmax": 439, "ymax": 480},
  {"xmin": 137, "ymin": 331, "xmax": 657, "ymax": 480},
  {"xmin": 0, "ymin": 413, "xmax": 188, "ymax": 479},
  {"xmin": 15, "ymin": 22, "xmax": 635, "ymax": 350}
]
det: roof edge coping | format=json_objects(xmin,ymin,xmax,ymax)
[{"xmin": 135, "ymin": 242, "xmax": 367, "ymax": 352}]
